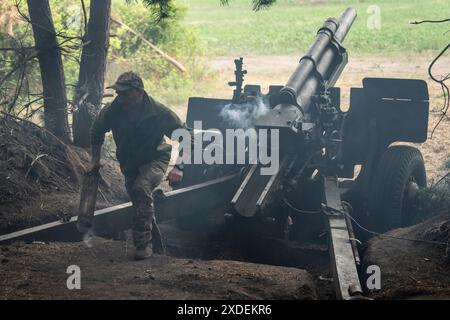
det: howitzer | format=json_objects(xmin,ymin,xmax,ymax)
[
  {"xmin": 232, "ymin": 8, "xmax": 358, "ymax": 219},
  {"xmin": 6, "ymin": 6, "xmax": 421, "ymax": 299},
  {"xmin": 156, "ymin": 6, "xmax": 429, "ymax": 299},
  {"xmin": 0, "ymin": 6, "xmax": 430, "ymax": 300},
  {"xmin": 230, "ymin": 8, "xmax": 365, "ymax": 299}
]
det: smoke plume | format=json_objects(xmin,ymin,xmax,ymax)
[{"xmin": 219, "ymin": 96, "xmax": 270, "ymax": 128}]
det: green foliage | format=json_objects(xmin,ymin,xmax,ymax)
[
  {"xmin": 0, "ymin": 0, "xmax": 85, "ymax": 116},
  {"xmin": 0, "ymin": 2, "xmax": 41, "ymax": 115},
  {"xmin": 51, "ymin": 0, "xmax": 85, "ymax": 89},
  {"xmin": 220, "ymin": 0, "xmax": 276, "ymax": 11},
  {"xmin": 108, "ymin": 0, "xmax": 208, "ymax": 105},
  {"xmin": 137, "ymin": 0, "xmax": 277, "ymax": 20},
  {"xmin": 1, "ymin": 0, "xmax": 207, "ymax": 118},
  {"xmin": 131, "ymin": 0, "xmax": 175, "ymax": 22}
]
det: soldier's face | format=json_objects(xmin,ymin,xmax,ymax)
[{"xmin": 116, "ymin": 88, "xmax": 144, "ymax": 108}]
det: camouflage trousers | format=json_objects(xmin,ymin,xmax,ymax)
[{"xmin": 124, "ymin": 160, "xmax": 168, "ymax": 251}]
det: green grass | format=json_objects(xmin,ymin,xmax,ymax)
[{"xmin": 178, "ymin": 0, "xmax": 449, "ymax": 55}]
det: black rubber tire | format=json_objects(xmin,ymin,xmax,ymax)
[{"xmin": 367, "ymin": 145, "xmax": 426, "ymax": 233}]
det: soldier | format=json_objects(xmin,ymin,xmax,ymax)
[{"xmin": 81, "ymin": 71, "xmax": 189, "ymax": 260}]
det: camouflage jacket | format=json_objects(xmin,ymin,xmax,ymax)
[{"xmin": 91, "ymin": 92, "xmax": 187, "ymax": 175}]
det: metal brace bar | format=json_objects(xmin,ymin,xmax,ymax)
[
  {"xmin": 0, "ymin": 173, "xmax": 240, "ymax": 245},
  {"xmin": 323, "ymin": 176, "xmax": 364, "ymax": 300}
]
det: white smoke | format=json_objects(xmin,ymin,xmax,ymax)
[
  {"xmin": 219, "ymin": 96, "xmax": 270, "ymax": 128},
  {"xmin": 82, "ymin": 229, "xmax": 95, "ymax": 248}
]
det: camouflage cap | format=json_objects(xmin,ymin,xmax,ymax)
[{"xmin": 107, "ymin": 71, "xmax": 144, "ymax": 92}]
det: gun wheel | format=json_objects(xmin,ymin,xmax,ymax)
[{"xmin": 367, "ymin": 145, "xmax": 426, "ymax": 233}]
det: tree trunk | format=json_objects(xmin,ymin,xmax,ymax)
[
  {"xmin": 27, "ymin": 0, "xmax": 70, "ymax": 142},
  {"xmin": 73, "ymin": 0, "xmax": 112, "ymax": 148}
]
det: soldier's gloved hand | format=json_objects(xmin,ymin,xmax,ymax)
[{"xmin": 168, "ymin": 166, "xmax": 183, "ymax": 187}]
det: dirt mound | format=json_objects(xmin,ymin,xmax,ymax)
[
  {"xmin": 0, "ymin": 239, "xmax": 318, "ymax": 300},
  {"xmin": 0, "ymin": 115, "xmax": 128, "ymax": 234},
  {"xmin": 362, "ymin": 212, "xmax": 450, "ymax": 299}
]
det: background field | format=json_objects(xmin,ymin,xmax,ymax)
[{"xmin": 179, "ymin": 0, "xmax": 448, "ymax": 55}]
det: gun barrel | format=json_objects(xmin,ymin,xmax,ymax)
[
  {"xmin": 280, "ymin": 7, "xmax": 357, "ymax": 113},
  {"xmin": 335, "ymin": 7, "xmax": 357, "ymax": 42}
]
